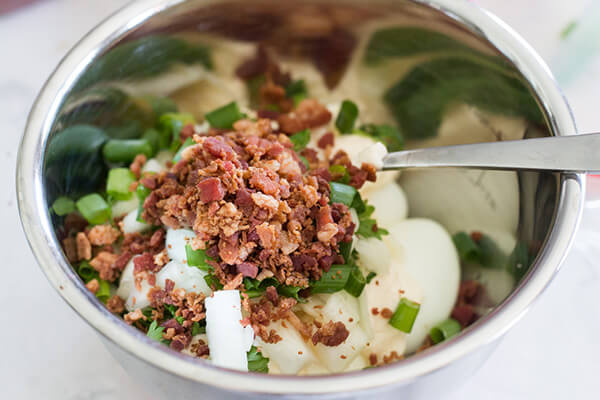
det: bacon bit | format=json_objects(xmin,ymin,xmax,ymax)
[
  {"xmin": 361, "ymin": 162, "xmax": 377, "ymax": 182},
  {"xmin": 340, "ymin": 355, "xmax": 347, "ymax": 359},
  {"xmin": 317, "ymin": 132, "xmax": 335, "ymax": 149},
  {"xmin": 62, "ymin": 237, "xmax": 78, "ymax": 263},
  {"xmin": 130, "ymin": 154, "xmax": 147, "ymax": 179},
  {"xmin": 311, "ymin": 320, "xmax": 349, "ymax": 347},
  {"xmin": 124, "ymin": 309, "xmax": 145, "ymax": 324},
  {"xmin": 203, "ymin": 137, "xmax": 236, "ymax": 160},
  {"xmin": 298, "ymin": 351, "xmax": 303, "ymax": 355},
  {"xmin": 237, "ymin": 262, "xmax": 259, "ymax": 278},
  {"xmin": 286, "ymin": 311, "xmax": 312, "ymax": 339},
  {"xmin": 380, "ymin": 308, "xmax": 393, "ymax": 319},
  {"xmin": 348, "ymin": 317, "xmax": 354, "ymax": 323},
  {"xmin": 76, "ymin": 232, "xmax": 92, "ymax": 261},
  {"xmin": 371, "ymin": 307, "xmax": 379, "ymax": 316},
  {"xmin": 89, "ymin": 251, "xmax": 120, "ymax": 282},
  {"xmin": 223, "ymin": 273, "xmax": 244, "ymax": 290},
  {"xmin": 106, "ymin": 295, "xmax": 125, "ymax": 314},
  {"xmin": 180, "ymin": 123, "xmax": 195, "ymax": 141},
  {"xmin": 85, "ymin": 279, "xmax": 99, "ymax": 294},
  {"xmin": 277, "ymin": 99, "xmax": 332, "ymax": 134},
  {"xmin": 369, "ymin": 353, "xmax": 378, "ymax": 366},
  {"xmin": 470, "ymin": 231, "xmax": 483, "ymax": 242},
  {"xmin": 197, "ymin": 178, "xmax": 225, "ymax": 203},
  {"xmin": 383, "ymin": 351, "xmax": 404, "ymax": 364},
  {"xmin": 87, "ymin": 225, "xmax": 120, "ymax": 246}
]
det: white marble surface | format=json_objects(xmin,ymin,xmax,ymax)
[{"xmin": 2, "ymin": 0, "xmax": 600, "ymax": 398}]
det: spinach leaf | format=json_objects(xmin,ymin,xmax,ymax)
[{"xmin": 247, "ymin": 346, "xmax": 269, "ymax": 373}]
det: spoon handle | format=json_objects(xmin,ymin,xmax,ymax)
[{"xmin": 382, "ymin": 132, "xmax": 600, "ymax": 173}]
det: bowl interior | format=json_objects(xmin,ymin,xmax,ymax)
[{"xmin": 35, "ymin": 0, "xmax": 571, "ymax": 389}]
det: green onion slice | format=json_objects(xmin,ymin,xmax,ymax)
[
  {"xmin": 389, "ymin": 298, "xmax": 421, "ymax": 333},
  {"xmin": 452, "ymin": 232, "xmax": 481, "ymax": 263},
  {"xmin": 344, "ymin": 266, "xmax": 366, "ymax": 297},
  {"xmin": 136, "ymin": 183, "xmax": 152, "ymax": 223},
  {"xmin": 77, "ymin": 261, "xmax": 97, "ymax": 282},
  {"xmin": 335, "ymin": 100, "xmax": 359, "ymax": 134},
  {"xmin": 52, "ymin": 197, "xmax": 75, "ymax": 216},
  {"xmin": 289, "ymin": 129, "xmax": 310, "ymax": 152},
  {"xmin": 102, "ymin": 138, "xmax": 153, "ymax": 163},
  {"xmin": 205, "ymin": 102, "xmax": 244, "ymax": 129},
  {"xmin": 310, "ymin": 264, "xmax": 353, "ymax": 294},
  {"xmin": 95, "ymin": 279, "xmax": 111, "ymax": 303},
  {"xmin": 185, "ymin": 244, "xmax": 212, "ymax": 271},
  {"xmin": 429, "ymin": 318, "xmax": 461, "ymax": 344},
  {"xmin": 76, "ymin": 193, "xmax": 110, "ymax": 225},
  {"xmin": 106, "ymin": 168, "xmax": 136, "ymax": 200},
  {"xmin": 329, "ymin": 182, "xmax": 357, "ymax": 206}
]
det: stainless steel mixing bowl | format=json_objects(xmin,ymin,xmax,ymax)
[{"xmin": 17, "ymin": 0, "xmax": 584, "ymax": 398}]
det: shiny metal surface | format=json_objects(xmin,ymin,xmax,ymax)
[
  {"xmin": 383, "ymin": 133, "xmax": 600, "ymax": 172},
  {"xmin": 16, "ymin": 0, "xmax": 584, "ymax": 399}
]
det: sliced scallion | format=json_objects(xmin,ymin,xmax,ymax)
[
  {"xmin": 76, "ymin": 193, "xmax": 110, "ymax": 225},
  {"xmin": 344, "ymin": 266, "xmax": 366, "ymax": 297},
  {"xmin": 365, "ymin": 271, "xmax": 377, "ymax": 284},
  {"xmin": 77, "ymin": 261, "xmax": 97, "ymax": 282},
  {"xmin": 136, "ymin": 183, "xmax": 152, "ymax": 223},
  {"xmin": 429, "ymin": 318, "xmax": 461, "ymax": 344},
  {"xmin": 142, "ymin": 128, "xmax": 161, "ymax": 155},
  {"xmin": 329, "ymin": 182, "xmax": 357, "ymax": 206},
  {"xmin": 339, "ymin": 241, "xmax": 352, "ymax": 264},
  {"xmin": 95, "ymin": 278, "xmax": 111, "ymax": 303},
  {"xmin": 51, "ymin": 197, "xmax": 75, "ymax": 216},
  {"xmin": 335, "ymin": 100, "xmax": 359, "ymax": 134},
  {"xmin": 289, "ymin": 129, "xmax": 310, "ymax": 152},
  {"xmin": 389, "ymin": 298, "xmax": 421, "ymax": 333},
  {"xmin": 205, "ymin": 101, "xmax": 244, "ymax": 129},
  {"xmin": 310, "ymin": 264, "xmax": 353, "ymax": 294},
  {"xmin": 452, "ymin": 232, "xmax": 481, "ymax": 263},
  {"xmin": 106, "ymin": 168, "xmax": 136, "ymax": 200},
  {"xmin": 102, "ymin": 138, "xmax": 153, "ymax": 163}
]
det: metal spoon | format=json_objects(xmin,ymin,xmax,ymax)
[{"xmin": 381, "ymin": 132, "xmax": 600, "ymax": 173}]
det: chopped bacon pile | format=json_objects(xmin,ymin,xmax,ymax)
[{"xmin": 141, "ymin": 109, "xmax": 372, "ymax": 291}]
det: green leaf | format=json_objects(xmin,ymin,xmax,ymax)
[
  {"xmin": 247, "ymin": 345, "xmax": 269, "ymax": 373},
  {"xmin": 52, "ymin": 197, "xmax": 75, "ymax": 216},
  {"xmin": 285, "ymin": 79, "xmax": 308, "ymax": 105},
  {"xmin": 289, "ymin": 129, "xmax": 310, "ymax": 152},
  {"xmin": 384, "ymin": 57, "xmax": 543, "ymax": 139},
  {"xmin": 191, "ymin": 321, "xmax": 206, "ymax": 336},
  {"xmin": 146, "ymin": 320, "xmax": 165, "ymax": 342},
  {"xmin": 157, "ymin": 112, "xmax": 195, "ymax": 152},
  {"xmin": 73, "ymin": 36, "xmax": 212, "ymax": 93},
  {"xmin": 205, "ymin": 102, "xmax": 245, "ymax": 129},
  {"xmin": 185, "ymin": 244, "xmax": 213, "ymax": 271},
  {"xmin": 356, "ymin": 204, "xmax": 388, "ymax": 239},
  {"xmin": 356, "ymin": 123, "xmax": 404, "ymax": 152}
]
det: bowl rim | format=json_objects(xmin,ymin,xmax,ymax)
[{"xmin": 16, "ymin": 0, "xmax": 584, "ymax": 395}]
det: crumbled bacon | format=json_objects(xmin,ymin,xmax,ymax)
[
  {"xmin": 130, "ymin": 154, "xmax": 147, "ymax": 179},
  {"xmin": 106, "ymin": 295, "xmax": 125, "ymax": 314},
  {"xmin": 76, "ymin": 232, "xmax": 92, "ymax": 261},
  {"xmin": 311, "ymin": 320, "xmax": 349, "ymax": 347},
  {"xmin": 85, "ymin": 279, "xmax": 99, "ymax": 294},
  {"xmin": 277, "ymin": 99, "xmax": 332, "ymax": 134},
  {"xmin": 87, "ymin": 225, "xmax": 120, "ymax": 246}
]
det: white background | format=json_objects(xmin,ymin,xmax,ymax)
[{"xmin": 2, "ymin": 0, "xmax": 599, "ymax": 398}]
